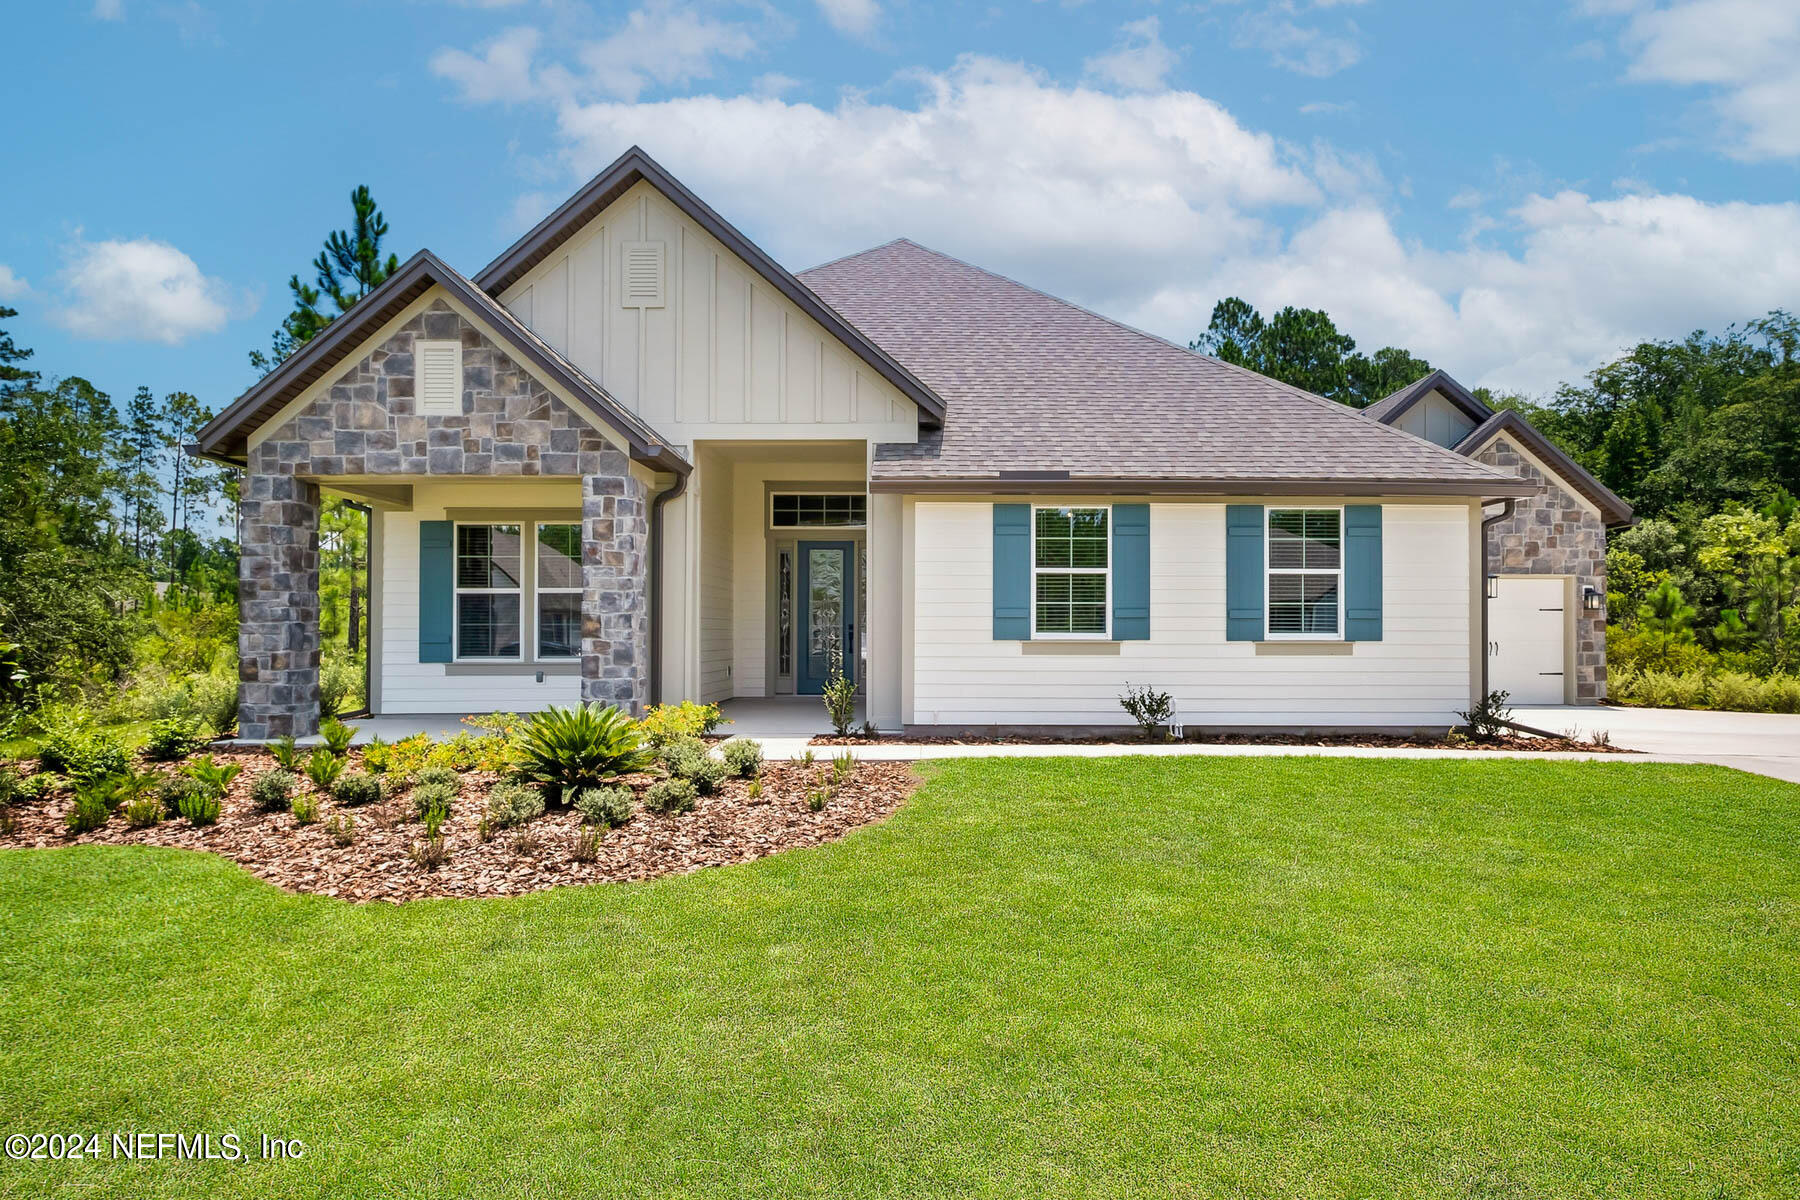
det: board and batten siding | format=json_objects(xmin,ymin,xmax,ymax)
[
  {"xmin": 374, "ymin": 481, "xmax": 583, "ymax": 713},
  {"xmin": 909, "ymin": 501, "xmax": 1473, "ymax": 728},
  {"xmin": 497, "ymin": 180, "xmax": 920, "ymax": 446}
]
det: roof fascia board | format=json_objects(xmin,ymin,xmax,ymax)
[
  {"xmin": 869, "ymin": 475, "xmax": 1540, "ymax": 499},
  {"xmin": 472, "ymin": 146, "xmax": 947, "ymax": 427},
  {"xmin": 1456, "ymin": 409, "xmax": 1632, "ymax": 526},
  {"xmin": 1368, "ymin": 369, "xmax": 1492, "ymax": 429}
]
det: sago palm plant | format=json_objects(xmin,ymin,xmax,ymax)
[{"xmin": 510, "ymin": 703, "xmax": 652, "ymax": 798}]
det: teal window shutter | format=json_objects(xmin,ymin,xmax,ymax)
[
  {"xmin": 993, "ymin": 504, "xmax": 1031, "ymax": 640},
  {"xmin": 1344, "ymin": 505, "xmax": 1383, "ymax": 641},
  {"xmin": 1225, "ymin": 505, "xmax": 1265, "ymax": 641},
  {"xmin": 1111, "ymin": 504, "xmax": 1149, "ymax": 640},
  {"xmin": 419, "ymin": 520, "xmax": 454, "ymax": 663}
]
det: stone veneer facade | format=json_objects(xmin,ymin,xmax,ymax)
[
  {"xmin": 238, "ymin": 298, "xmax": 650, "ymax": 739},
  {"xmin": 1474, "ymin": 435, "xmax": 1608, "ymax": 702}
]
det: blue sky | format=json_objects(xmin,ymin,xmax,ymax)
[{"xmin": 3, "ymin": 0, "xmax": 1796, "ymax": 420}]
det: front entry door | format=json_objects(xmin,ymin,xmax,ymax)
[{"xmin": 797, "ymin": 541, "xmax": 855, "ymax": 695}]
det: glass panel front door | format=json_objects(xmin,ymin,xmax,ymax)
[{"xmin": 797, "ymin": 540, "xmax": 855, "ymax": 695}]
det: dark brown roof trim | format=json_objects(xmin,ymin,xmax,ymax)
[
  {"xmin": 473, "ymin": 145, "xmax": 947, "ymax": 428},
  {"xmin": 1455, "ymin": 409, "xmax": 1634, "ymax": 526},
  {"xmin": 1363, "ymin": 368, "xmax": 1493, "ymax": 427},
  {"xmin": 868, "ymin": 474, "xmax": 1540, "ymax": 499},
  {"xmin": 194, "ymin": 250, "xmax": 689, "ymax": 475}
]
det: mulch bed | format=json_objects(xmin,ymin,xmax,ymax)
[
  {"xmin": 0, "ymin": 753, "xmax": 916, "ymax": 903},
  {"xmin": 810, "ymin": 731, "xmax": 1631, "ymax": 753}
]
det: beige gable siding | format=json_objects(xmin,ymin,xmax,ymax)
[
  {"xmin": 497, "ymin": 181, "xmax": 919, "ymax": 445},
  {"xmin": 908, "ymin": 500, "xmax": 1473, "ymax": 728},
  {"xmin": 1391, "ymin": 390, "xmax": 1479, "ymax": 449}
]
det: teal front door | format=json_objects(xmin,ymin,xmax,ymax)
[{"xmin": 797, "ymin": 540, "xmax": 855, "ymax": 695}]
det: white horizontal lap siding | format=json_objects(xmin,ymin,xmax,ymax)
[
  {"xmin": 910, "ymin": 502, "xmax": 1470, "ymax": 727},
  {"xmin": 377, "ymin": 507, "xmax": 581, "ymax": 714}
]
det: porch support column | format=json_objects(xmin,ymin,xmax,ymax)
[
  {"xmin": 238, "ymin": 445, "xmax": 322, "ymax": 740},
  {"xmin": 579, "ymin": 445, "xmax": 650, "ymax": 716}
]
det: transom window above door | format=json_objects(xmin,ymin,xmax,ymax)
[{"xmin": 770, "ymin": 493, "xmax": 866, "ymax": 528}]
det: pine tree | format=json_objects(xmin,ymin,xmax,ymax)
[{"xmin": 249, "ymin": 185, "xmax": 402, "ymax": 376}]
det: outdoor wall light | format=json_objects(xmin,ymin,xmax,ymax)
[
  {"xmin": 1486, "ymin": 574, "xmax": 1500, "ymax": 600},
  {"xmin": 1582, "ymin": 585, "xmax": 1604, "ymax": 613}
]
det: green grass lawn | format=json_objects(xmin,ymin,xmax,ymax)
[{"xmin": 2, "ymin": 757, "xmax": 1798, "ymax": 1199}]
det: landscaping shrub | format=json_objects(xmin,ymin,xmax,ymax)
[
  {"xmin": 334, "ymin": 771, "xmax": 383, "ymax": 807},
  {"xmin": 1709, "ymin": 671, "xmax": 1761, "ymax": 711},
  {"xmin": 123, "ymin": 795, "xmax": 163, "ymax": 828},
  {"xmin": 409, "ymin": 836, "xmax": 449, "ymax": 871},
  {"xmin": 1118, "ymin": 683, "xmax": 1174, "ymax": 742},
  {"xmin": 182, "ymin": 754, "xmax": 241, "ymax": 799},
  {"xmin": 290, "ymin": 792, "xmax": 319, "ymax": 826},
  {"xmin": 569, "ymin": 828, "xmax": 601, "ymax": 863},
  {"xmin": 65, "ymin": 790, "xmax": 111, "ymax": 834},
  {"xmin": 511, "ymin": 703, "xmax": 651, "ymax": 794},
  {"xmin": 178, "ymin": 788, "xmax": 221, "ymax": 826},
  {"xmin": 721, "ymin": 738, "xmax": 763, "ymax": 778},
  {"xmin": 511, "ymin": 827, "xmax": 541, "ymax": 855},
  {"xmin": 1457, "ymin": 690, "xmax": 1513, "ymax": 741},
  {"xmin": 319, "ymin": 717, "xmax": 356, "ymax": 756},
  {"xmin": 35, "ymin": 706, "xmax": 129, "ymax": 782},
  {"xmin": 143, "ymin": 717, "xmax": 207, "ymax": 762},
  {"xmin": 412, "ymin": 765, "xmax": 460, "ymax": 791},
  {"xmin": 251, "ymin": 769, "xmax": 297, "ymax": 813},
  {"xmin": 484, "ymin": 781, "xmax": 544, "ymax": 829},
  {"xmin": 326, "ymin": 814, "xmax": 355, "ymax": 847},
  {"xmin": 643, "ymin": 777, "xmax": 697, "ymax": 815},
  {"xmin": 158, "ymin": 774, "xmax": 208, "ymax": 818},
  {"xmin": 304, "ymin": 747, "xmax": 345, "ymax": 791},
  {"xmin": 746, "ymin": 776, "xmax": 763, "ymax": 801},
  {"xmin": 822, "ymin": 656, "xmax": 857, "ymax": 737},
  {"xmin": 421, "ymin": 805, "xmax": 447, "ymax": 840},
  {"xmin": 658, "ymin": 736, "xmax": 706, "ymax": 771},
  {"xmin": 412, "ymin": 780, "xmax": 457, "ymax": 822},
  {"xmin": 1765, "ymin": 675, "xmax": 1800, "ymax": 713},
  {"xmin": 637, "ymin": 700, "xmax": 725, "ymax": 747},
  {"xmin": 831, "ymin": 750, "xmax": 856, "ymax": 784},
  {"xmin": 672, "ymin": 753, "xmax": 729, "ymax": 796},
  {"xmin": 19, "ymin": 773, "xmax": 62, "ymax": 802},
  {"xmin": 574, "ymin": 785, "xmax": 634, "ymax": 828},
  {"xmin": 806, "ymin": 786, "xmax": 828, "ymax": 813},
  {"xmin": 319, "ymin": 658, "xmax": 360, "ymax": 719},
  {"xmin": 187, "ymin": 671, "xmax": 240, "ymax": 736},
  {"xmin": 269, "ymin": 737, "xmax": 301, "ymax": 770}
]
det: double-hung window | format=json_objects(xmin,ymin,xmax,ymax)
[
  {"xmin": 535, "ymin": 522, "xmax": 582, "ymax": 660},
  {"xmin": 455, "ymin": 524, "xmax": 523, "ymax": 659},
  {"xmin": 1033, "ymin": 506, "xmax": 1109, "ymax": 637},
  {"xmin": 1267, "ymin": 508, "xmax": 1342, "ymax": 638}
]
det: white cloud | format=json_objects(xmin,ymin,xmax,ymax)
[
  {"xmin": 0, "ymin": 265, "xmax": 28, "ymax": 301},
  {"xmin": 815, "ymin": 0, "xmax": 879, "ymax": 40},
  {"xmin": 752, "ymin": 71, "xmax": 800, "ymax": 97},
  {"xmin": 1233, "ymin": 4, "xmax": 1363, "ymax": 77},
  {"xmin": 1598, "ymin": 0, "xmax": 1800, "ymax": 160},
  {"xmin": 92, "ymin": 0, "xmax": 123, "ymax": 18},
  {"xmin": 1082, "ymin": 17, "xmax": 1179, "ymax": 92},
  {"xmin": 1298, "ymin": 99, "xmax": 1355, "ymax": 115},
  {"xmin": 432, "ymin": 25, "xmax": 542, "ymax": 104},
  {"xmin": 52, "ymin": 237, "xmax": 246, "ymax": 344}
]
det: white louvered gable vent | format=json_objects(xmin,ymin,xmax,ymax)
[
  {"xmin": 415, "ymin": 340, "xmax": 462, "ymax": 416},
  {"xmin": 620, "ymin": 241, "xmax": 665, "ymax": 308}
]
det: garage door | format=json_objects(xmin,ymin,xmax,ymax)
[{"xmin": 1489, "ymin": 577, "xmax": 1566, "ymax": 704}]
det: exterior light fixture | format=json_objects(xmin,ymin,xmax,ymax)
[
  {"xmin": 1582, "ymin": 585, "xmax": 1603, "ymax": 613},
  {"xmin": 1486, "ymin": 574, "xmax": 1500, "ymax": 600}
]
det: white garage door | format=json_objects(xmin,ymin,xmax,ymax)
[{"xmin": 1489, "ymin": 577, "xmax": 1566, "ymax": 704}]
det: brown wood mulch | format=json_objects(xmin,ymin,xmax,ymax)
[
  {"xmin": 809, "ymin": 731, "xmax": 1632, "ymax": 753},
  {"xmin": 0, "ymin": 754, "xmax": 916, "ymax": 903}
]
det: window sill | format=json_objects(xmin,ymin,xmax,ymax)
[
  {"xmin": 1020, "ymin": 640, "xmax": 1120, "ymax": 656},
  {"xmin": 444, "ymin": 662, "xmax": 582, "ymax": 676},
  {"xmin": 1254, "ymin": 641, "xmax": 1353, "ymax": 656}
]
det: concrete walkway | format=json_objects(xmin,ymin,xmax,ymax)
[{"xmin": 1511, "ymin": 703, "xmax": 1800, "ymax": 784}]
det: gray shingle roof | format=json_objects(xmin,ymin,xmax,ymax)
[{"xmin": 799, "ymin": 240, "xmax": 1528, "ymax": 496}]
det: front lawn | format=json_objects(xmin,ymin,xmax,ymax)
[{"xmin": 2, "ymin": 758, "xmax": 1797, "ymax": 1198}]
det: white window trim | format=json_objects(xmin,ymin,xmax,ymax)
[
  {"xmin": 768, "ymin": 491, "xmax": 868, "ymax": 530},
  {"xmin": 1030, "ymin": 504, "xmax": 1112, "ymax": 640},
  {"xmin": 533, "ymin": 520, "xmax": 583, "ymax": 662},
  {"xmin": 414, "ymin": 340, "xmax": 463, "ymax": 416},
  {"xmin": 453, "ymin": 521, "xmax": 525, "ymax": 664},
  {"xmin": 1264, "ymin": 505, "xmax": 1345, "ymax": 641}
]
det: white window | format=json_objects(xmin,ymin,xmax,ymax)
[
  {"xmin": 1033, "ymin": 506, "xmax": 1109, "ymax": 637},
  {"xmin": 535, "ymin": 522, "xmax": 582, "ymax": 660},
  {"xmin": 1267, "ymin": 508, "xmax": 1342, "ymax": 638},
  {"xmin": 455, "ymin": 524, "xmax": 522, "ymax": 660},
  {"xmin": 415, "ymin": 339, "xmax": 463, "ymax": 416}
]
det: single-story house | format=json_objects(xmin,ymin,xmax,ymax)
[{"xmin": 194, "ymin": 146, "xmax": 1631, "ymax": 740}]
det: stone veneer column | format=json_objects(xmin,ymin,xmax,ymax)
[
  {"xmin": 238, "ymin": 446, "xmax": 322, "ymax": 740},
  {"xmin": 579, "ymin": 446, "xmax": 651, "ymax": 715}
]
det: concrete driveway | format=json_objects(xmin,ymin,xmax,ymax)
[{"xmin": 1511, "ymin": 704, "xmax": 1800, "ymax": 784}]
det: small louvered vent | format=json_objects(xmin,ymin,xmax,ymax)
[
  {"xmin": 415, "ymin": 340, "xmax": 463, "ymax": 415},
  {"xmin": 620, "ymin": 241, "xmax": 665, "ymax": 308}
]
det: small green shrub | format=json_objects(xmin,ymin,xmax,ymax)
[
  {"xmin": 806, "ymin": 786, "xmax": 828, "ymax": 813},
  {"xmin": 333, "ymin": 771, "xmax": 383, "ymax": 807},
  {"xmin": 511, "ymin": 826, "xmax": 541, "ymax": 855},
  {"xmin": 637, "ymin": 700, "xmax": 726, "ymax": 747},
  {"xmin": 319, "ymin": 717, "xmax": 356, "ymax": 756},
  {"xmin": 746, "ymin": 776, "xmax": 763, "ymax": 801},
  {"xmin": 269, "ymin": 736, "xmax": 301, "ymax": 770},
  {"xmin": 35, "ymin": 708, "xmax": 129, "ymax": 782},
  {"xmin": 188, "ymin": 671, "xmax": 240, "ymax": 736},
  {"xmin": 1118, "ymin": 682, "xmax": 1174, "ymax": 742},
  {"xmin": 178, "ymin": 788, "xmax": 221, "ymax": 826},
  {"xmin": 412, "ymin": 764, "xmax": 461, "ymax": 791},
  {"xmin": 182, "ymin": 753, "xmax": 242, "ymax": 799},
  {"xmin": 251, "ymin": 769, "xmax": 297, "ymax": 812},
  {"xmin": 290, "ymin": 792, "xmax": 320, "ymax": 826},
  {"xmin": 158, "ymin": 774, "xmax": 208, "ymax": 818},
  {"xmin": 569, "ymin": 827, "xmax": 602, "ymax": 863},
  {"xmin": 421, "ymin": 805, "xmax": 447, "ymax": 840},
  {"xmin": 511, "ymin": 703, "xmax": 652, "ymax": 794},
  {"xmin": 484, "ymin": 781, "xmax": 544, "ymax": 829},
  {"xmin": 19, "ymin": 772, "xmax": 63, "ymax": 802},
  {"xmin": 123, "ymin": 795, "xmax": 164, "ymax": 828},
  {"xmin": 409, "ymin": 836, "xmax": 449, "ymax": 871},
  {"xmin": 658, "ymin": 736, "xmax": 706, "ymax": 771},
  {"xmin": 65, "ymin": 791, "xmax": 111, "ymax": 834},
  {"xmin": 1457, "ymin": 690, "xmax": 1513, "ymax": 741},
  {"xmin": 669, "ymin": 750, "xmax": 729, "ymax": 795},
  {"xmin": 1709, "ymin": 671, "xmax": 1761, "ymax": 711},
  {"xmin": 574, "ymin": 785, "xmax": 634, "ymax": 828},
  {"xmin": 831, "ymin": 750, "xmax": 856, "ymax": 784},
  {"xmin": 643, "ymin": 777, "xmax": 697, "ymax": 815},
  {"xmin": 821, "ymin": 656, "xmax": 857, "ymax": 737},
  {"xmin": 304, "ymin": 746, "xmax": 345, "ymax": 791},
  {"xmin": 721, "ymin": 738, "xmax": 763, "ymax": 778},
  {"xmin": 326, "ymin": 813, "xmax": 356, "ymax": 847},
  {"xmin": 143, "ymin": 717, "xmax": 208, "ymax": 761},
  {"xmin": 1765, "ymin": 674, "xmax": 1800, "ymax": 714},
  {"xmin": 413, "ymin": 780, "xmax": 457, "ymax": 823},
  {"xmin": 319, "ymin": 658, "xmax": 360, "ymax": 720}
]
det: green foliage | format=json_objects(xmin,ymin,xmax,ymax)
[
  {"xmin": 177, "ymin": 787, "xmax": 220, "ymax": 826},
  {"xmin": 251, "ymin": 769, "xmax": 297, "ymax": 813},
  {"xmin": 333, "ymin": 771, "xmax": 383, "ymax": 807},
  {"xmin": 143, "ymin": 717, "xmax": 207, "ymax": 761},
  {"xmin": 484, "ymin": 781, "xmax": 544, "ymax": 829},
  {"xmin": 326, "ymin": 813, "xmax": 355, "ymax": 847},
  {"xmin": 290, "ymin": 792, "xmax": 320, "ymax": 826},
  {"xmin": 412, "ymin": 780, "xmax": 457, "ymax": 822},
  {"xmin": 181, "ymin": 753, "xmax": 241, "ymax": 799},
  {"xmin": 304, "ymin": 746, "xmax": 345, "ymax": 791},
  {"xmin": 1457, "ymin": 690, "xmax": 1513, "ymax": 741},
  {"xmin": 673, "ymin": 752, "xmax": 729, "ymax": 796},
  {"xmin": 806, "ymin": 787, "xmax": 828, "ymax": 813},
  {"xmin": 19, "ymin": 772, "xmax": 62, "ymax": 802},
  {"xmin": 721, "ymin": 738, "xmax": 763, "ymax": 778},
  {"xmin": 1635, "ymin": 578, "xmax": 1699, "ymax": 670},
  {"xmin": 511, "ymin": 703, "xmax": 652, "ymax": 796},
  {"xmin": 1610, "ymin": 666, "xmax": 1800, "ymax": 713},
  {"xmin": 319, "ymin": 656, "xmax": 361, "ymax": 720},
  {"xmin": 269, "ymin": 736, "xmax": 300, "ymax": 770},
  {"xmin": 642, "ymin": 777, "xmax": 697, "ymax": 816},
  {"xmin": 319, "ymin": 717, "xmax": 356, "ymax": 756},
  {"xmin": 409, "ymin": 836, "xmax": 449, "ymax": 871},
  {"xmin": 637, "ymin": 700, "xmax": 726, "ymax": 747},
  {"xmin": 412, "ymin": 765, "xmax": 460, "ymax": 791},
  {"xmin": 158, "ymin": 774, "xmax": 208, "ymax": 818},
  {"xmin": 822, "ymin": 656, "xmax": 857, "ymax": 737},
  {"xmin": 831, "ymin": 751, "xmax": 856, "ymax": 785},
  {"xmin": 1191, "ymin": 297, "xmax": 1434, "ymax": 407},
  {"xmin": 65, "ymin": 790, "xmax": 111, "ymax": 834},
  {"xmin": 33, "ymin": 705, "xmax": 129, "ymax": 782},
  {"xmin": 1118, "ymin": 683, "xmax": 1174, "ymax": 741},
  {"xmin": 569, "ymin": 827, "xmax": 602, "ymax": 863},
  {"xmin": 122, "ymin": 794, "xmax": 163, "ymax": 829},
  {"xmin": 573, "ymin": 785, "xmax": 634, "ymax": 829}
]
